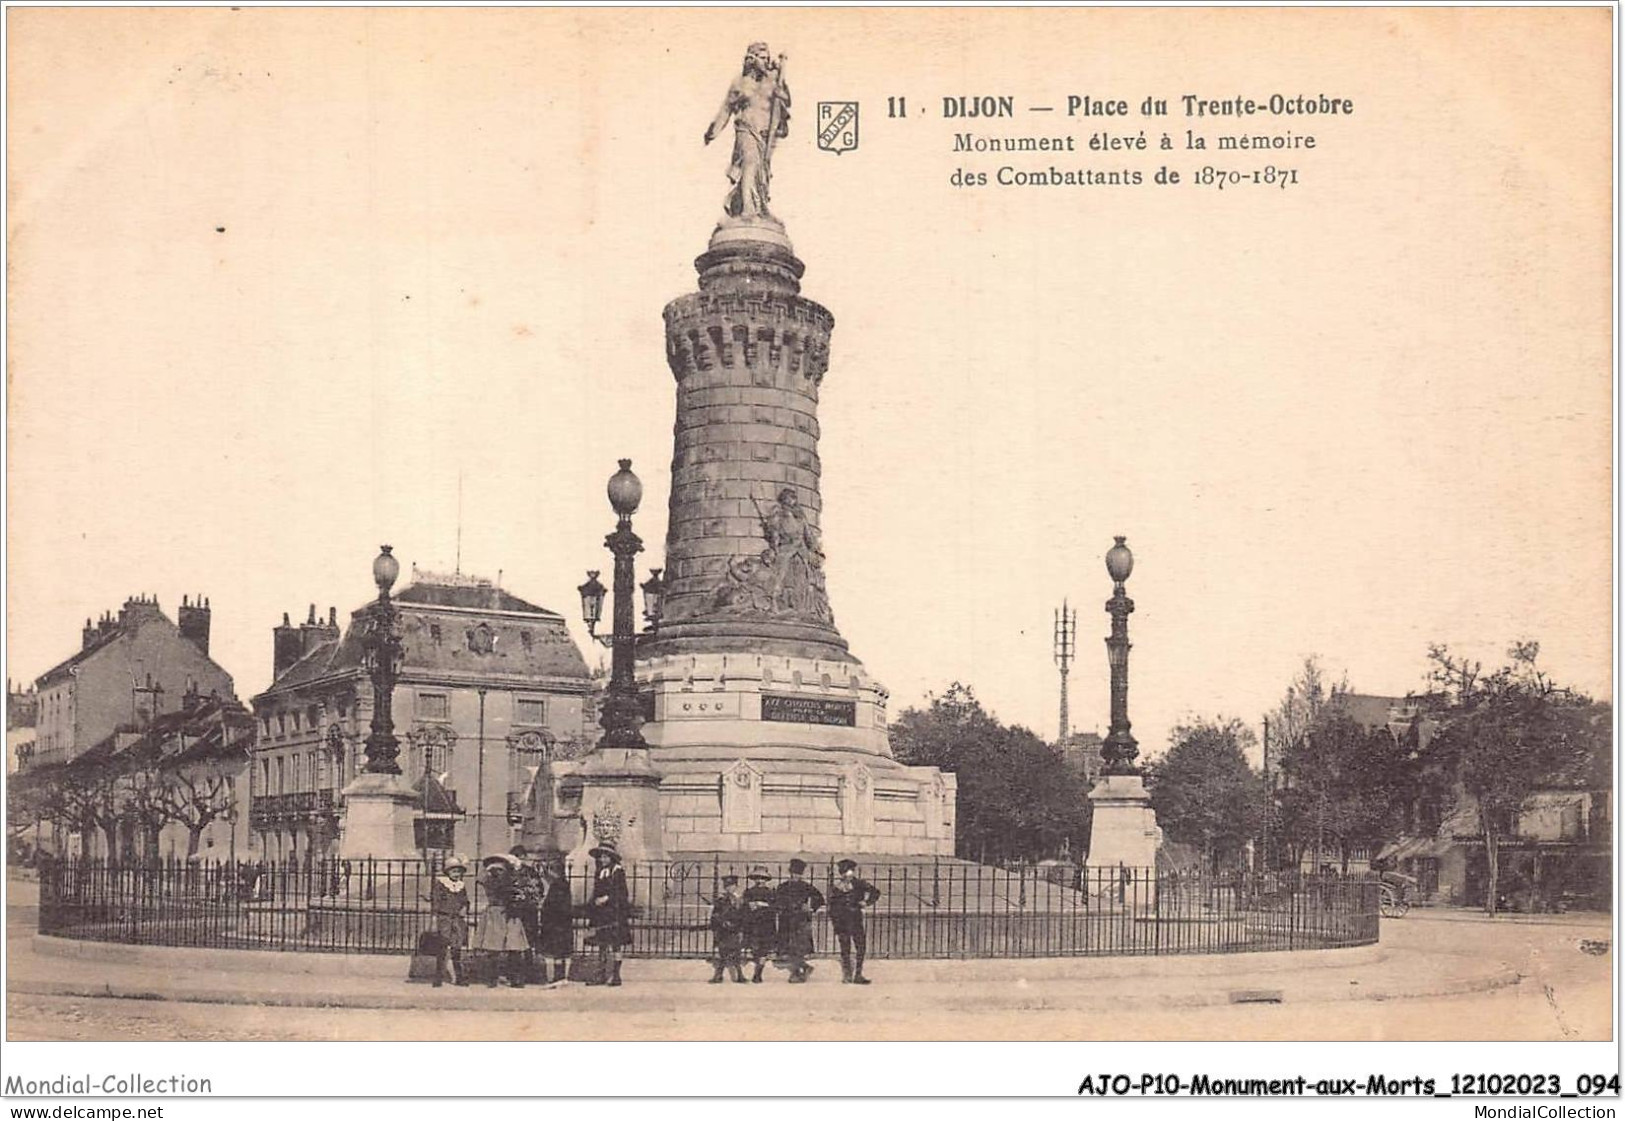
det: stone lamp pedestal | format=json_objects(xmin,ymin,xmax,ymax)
[
  {"xmin": 338, "ymin": 773, "xmax": 423, "ymax": 861},
  {"xmin": 1087, "ymin": 773, "xmax": 1161, "ymax": 906},
  {"xmin": 565, "ymin": 747, "xmax": 667, "ymax": 907}
]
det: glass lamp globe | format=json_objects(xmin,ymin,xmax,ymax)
[
  {"xmin": 607, "ymin": 459, "xmax": 642, "ymax": 517},
  {"xmin": 373, "ymin": 545, "xmax": 400, "ymax": 595},
  {"xmin": 1105, "ymin": 536, "xmax": 1134, "ymax": 584}
]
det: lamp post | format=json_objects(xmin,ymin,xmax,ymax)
[
  {"xmin": 580, "ymin": 459, "xmax": 647, "ymax": 750},
  {"xmin": 338, "ymin": 544, "xmax": 422, "ymax": 863},
  {"xmin": 1101, "ymin": 536, "xmax": 1138, "ymax": 776},
  {"xmin": 358, "ymin": 545, "xmax": 405, "ymax": 775},
  {"xmin": 569, "ymin": 459, "xmax": 667, "ymax": 884}
]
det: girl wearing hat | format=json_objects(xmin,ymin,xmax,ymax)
[
  {"xmin": 475, "ymin": 853, "xmax": 532, "ymax": 988},
  {"xmin": 585, "ymin": 840, "xmax": 631, "ymax": 986},
  {"xmin": 429, "ymin": 856, "xmax": 471, "ymax": 987}
]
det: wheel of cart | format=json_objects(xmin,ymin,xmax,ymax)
[{"xmin": 1379, "ymin": 882, "xmax": 1411, "ymax": 918}]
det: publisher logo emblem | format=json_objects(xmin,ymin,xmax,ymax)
[{"xmin": 817, "ymin": 101, "xmax": 859, "ymax": 154}]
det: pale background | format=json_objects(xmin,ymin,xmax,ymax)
[{"xmin": 6, "ymin": 7, "xmax": 1613, "ymax": 764}]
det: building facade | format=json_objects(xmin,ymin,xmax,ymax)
[
  {"xmin": 249, "ymin": 571, "xmax": 593, "ymax": 863},
  {"xmin": 32, "ymin": 595, "xmax": 233, "ymax": 770},
  {"xmin": 14, "ymin": 595, "xmax": 241, "ymax": 861}
]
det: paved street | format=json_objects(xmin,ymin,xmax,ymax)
[{"xmin": 4, "ymin": 879, "xmax": 1612, "ymax": 1041}]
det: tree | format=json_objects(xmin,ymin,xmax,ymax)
[
  {"xmin": 1276, "ymin": 710, "xmax": 1417, "ymax": 872},
  {"xmin": 157, "ymin": 762, "xmax": 239, "ymax": 858},
  {"xmin": 1425, "ymin": 642, "xmax": 1609, "ymax": 915},
  {"xmin": 1144, "ymin": 718, "xmax": 1263, "ymax": 871},
  {"xmin": 40, "ymin": 765, "xmax": 121, "ymax": 860},
  {"xmin": 6, "ymin": 778, "xmax": 46, "ymax": 858},
  {"xmin": 891, "ymin": 683, "xmax": 1091, "ymax": 864}
]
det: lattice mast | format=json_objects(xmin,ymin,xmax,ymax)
[{"xmin": 1054, "ymin": 599, "xmax": 1076, "ymax": 743}]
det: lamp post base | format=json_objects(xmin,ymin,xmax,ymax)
[
  {"xmin": 1087, "ymin": 773, "xmax": 1162, "ymax": 905},
  {"xmin": 338, "ymin": 772, "xmax": 423, "ymax": 862},
  {"xmin": 565, "ymin": 748, "xmax": 667, "ymax": 907}
]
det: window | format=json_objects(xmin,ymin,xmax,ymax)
[
  {"xmin": 276, "ymin": 756, "xmax": 286, "ymax": 794},
  {"xmin": 259, "ymin": 758, "xmax": 270, "ymax": 792},
  {"xmin": 423, "ymin": 737, "xmax": 454, "ymax": 776},
  {"xmin": 307, "ymin": 705, "xmax": 320, "ymax": 729},
  {"xmin": 261, "ymin": 716, "xmax": 271, "ymax": 738},
  {"xmin": 291, "ymin": 753, "xmax": 302, "ymax": 791},
  {"xmin": 417, "ymin": 693, "xmax": 450, "ymax": 721},
  {"xmin": 314, "ymin": 751, "xmax": 328, "ymax": 790},
  {"xmin": 309, "ymin": 751, "xmax": 320, "ymax": 790},
  {"xmin": 515, "ymin": 697, "xmax": 547, "ymax": 726},
  {"xmin": 520, "ymin": 630, "xmax": 533, "ymax": 652},
  {"xmin": 430, "ymin": 624, "xmax": 443, "ymax": 646},
  {"xmin": 276, "ymin": 713, "xmax": 287, "ymax": 736}
]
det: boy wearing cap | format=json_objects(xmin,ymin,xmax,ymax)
[
  {"xmin": 829, "ymin": 859, "xmax": 881, "ymax": 984},
  {"xmin": 708, "ymin": 875, "xmax": 749, "ymax": 984},
  {"xmin": 742, "ymin": 867, "xmax": 778, "ymax": 982},
  {"xmin": 774, "ymin": 858, "xmax": 825, "ymax": 983}
]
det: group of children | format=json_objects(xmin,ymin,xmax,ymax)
[
  {"xmin": 425, "ymin": 840, "xmax": 632, "ymax": 988},
  {"xmin": 426, "ymin": 849, "xmax": 882, "ymax": 988},
  {"xmin": 709, "ymin": 858, "xmax": 882, "ymax": 985}
]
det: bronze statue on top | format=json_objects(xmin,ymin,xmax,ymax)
[{"xmin": 703, "ymin": 43, "xmax": 790, "ymax": 225}]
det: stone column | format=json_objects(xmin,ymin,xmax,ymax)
[{"xmin": 651, "ymin": 236, "xmax": 848, "ymax": 662}]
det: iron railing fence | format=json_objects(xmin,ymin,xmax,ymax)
[{"xmin": 37, "ymin": 856, "xmax": 1380, "ymax": 958}]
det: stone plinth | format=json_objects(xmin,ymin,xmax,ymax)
[
  {"xmin": 564, "ymin": 746, "xmax": 667, "ymax": 907},
  {"xmin": 338, "ymin": 773, "xmax": 422, "ymax": 861},
  {"xmin": 1087, "ymin": 773, "xmax": 1162, "ymax": 903}
]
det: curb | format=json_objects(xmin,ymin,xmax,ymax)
[
  {"xmin": 24, "ymin": 932, "xmax": 1387, "ymax": 982},
  {"xmin": 6, "ymin": 964, "xmax": 1521, "ymax": 1014}
]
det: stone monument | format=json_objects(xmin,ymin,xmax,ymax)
[{"xmin": 552, "ymin": 44, "xmax": 956, "ymax": 860}]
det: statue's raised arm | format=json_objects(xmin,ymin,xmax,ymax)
[{"xmin": 702, "ymin": 43, "xmax": 790, "ymax": 226}]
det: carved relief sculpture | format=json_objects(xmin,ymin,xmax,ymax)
[{"xmin": 712, "ymin": 488, "xmax": 834, "ymax": 625}]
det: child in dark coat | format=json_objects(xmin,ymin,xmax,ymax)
[{"xmin": 708, "ymin": 875, "xmax": 749, "ymax": 984}]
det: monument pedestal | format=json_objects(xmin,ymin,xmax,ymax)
[
  {"xmin": 338, "ymin": 773, "xmax": 422, "ymax": 861},
  {"xmin": 1088, "ymin": 773, "xmax": 1161, "ymax": 905}
]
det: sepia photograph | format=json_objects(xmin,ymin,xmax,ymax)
[{"xmin": 1, "ymin": 2, "xmax": 1617, "ymax": 1104}]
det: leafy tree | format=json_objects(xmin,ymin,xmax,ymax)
[
  {"xmin": 1276, "ymin": 710, "xmax": 1417, "ymax": 872},
  {"xmin": 891, "ymin": 683, "xmax": 1091, "ymax": 863},
  {"xmin": 1425, "ymin": 642, "xmax": 1610, "ymax": 914},
  {"xmin": 1144, "ymin": 717, "xmax": 1263, "ymax": 871}
]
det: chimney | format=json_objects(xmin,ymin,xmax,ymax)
[
  {"xmin": 82, "ymin": 617, "xmax": 96, "ymax": 650},
  {"xmin": 299, "ymin": 603, "xmax": 340, "ymax": 658},
  {"xmin": 119, "ymin": 594, "xmax": 163, "ymax": 630},
  {"xmin": 273, "ymin": 612, "xmax": 303, "ymax": 681},
  {"xmin": 178, "ymin": 594, "xmax": 212, "ymax": 657}
]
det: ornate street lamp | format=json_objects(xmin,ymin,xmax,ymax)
[
  {"xmin": 581, "ymin": 459, "xmax": 647, "ymax": 750},
  {"xmin": 358, "ymin": 545, "xmax": 406, "ymax": 775},
  {"xmin": 577, "ymin": 571, "xmax": 607, "ymax": 640},
  {"xmin": 1101, "ymin": 535, "xmax": 1138, "ymax": 775},
  {"xmin": 640, "ymin": 568, "xmax": 665, "ymax": 630}
]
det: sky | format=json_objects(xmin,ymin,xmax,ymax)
[{"xmin": 6, "ymin": 8, "xmax": 1613, "ymax": 764}]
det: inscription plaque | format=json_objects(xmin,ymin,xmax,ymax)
[{"xmin": 761, "ymin": 693, "xmax": 856, "ymax": 726}]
